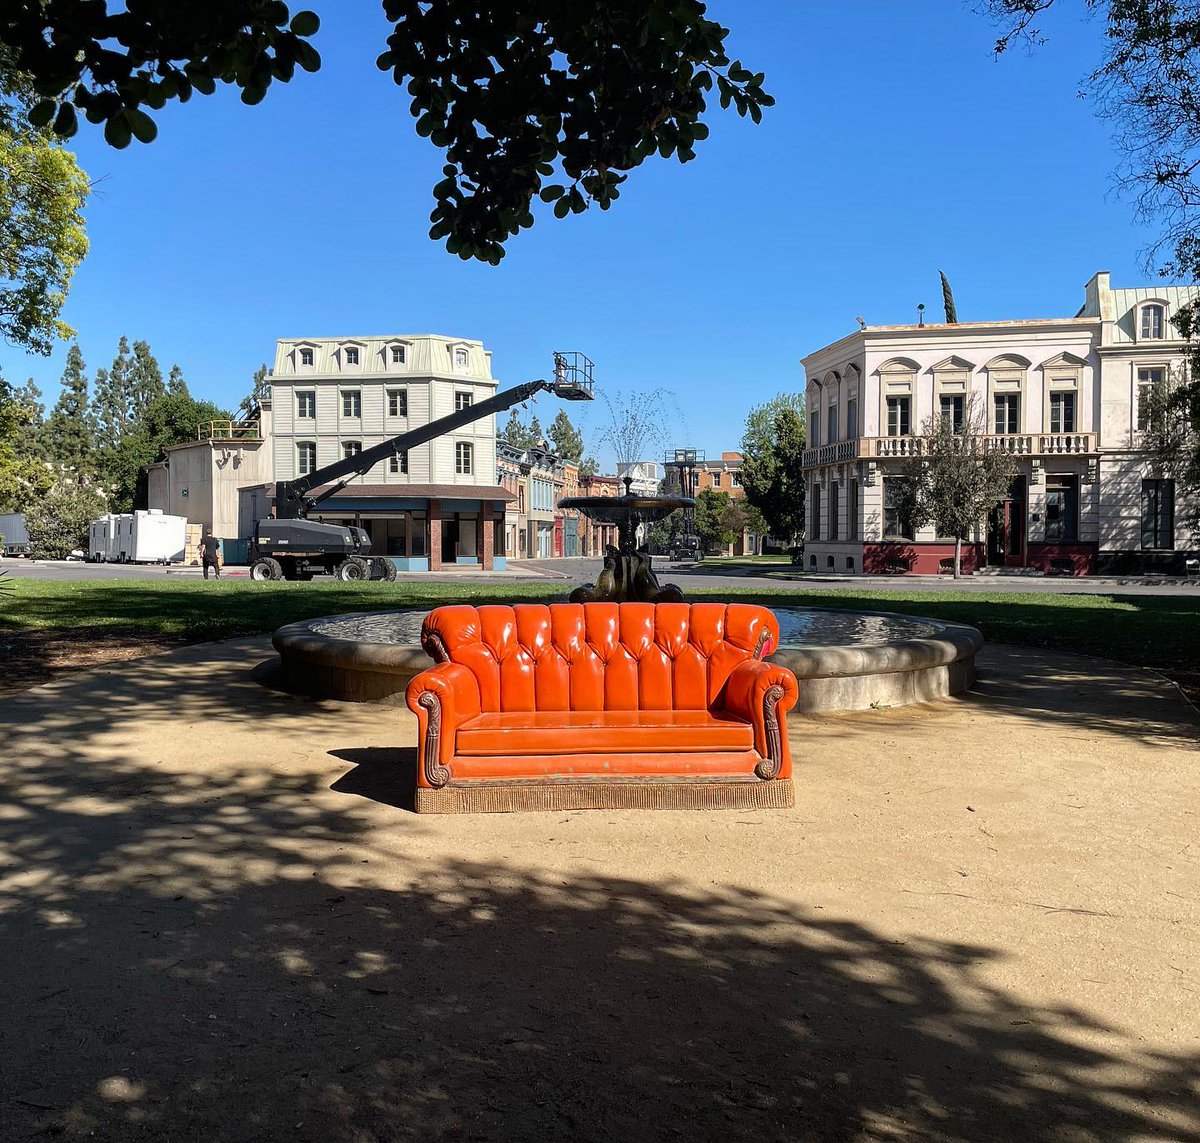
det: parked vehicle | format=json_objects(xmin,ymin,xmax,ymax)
[
  {"xmin": 0, "ymin": 512, "xmax": 30, "ymax": 557},
  {"xmin": 90, "ymin": 510, "xmax": 187, "ymax": 564},
  {"xmin": 669, "ymin": 534, "xmax": 701, "ymax": 561}
]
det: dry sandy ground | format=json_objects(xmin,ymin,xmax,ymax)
[{"xmin": 0, "ymin": 638, "xmax": 1197, "ymax": 1142}]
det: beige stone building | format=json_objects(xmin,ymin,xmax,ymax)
[{"xmin": 802, "ymin": 272, "xmax": 1199, "ymax": 575}]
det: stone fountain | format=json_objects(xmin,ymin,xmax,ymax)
[{"xmin": 558, "ymin": 475, "xmax": 692, "ymax": 603}]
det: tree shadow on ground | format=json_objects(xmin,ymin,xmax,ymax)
[{"xmin": 1, "ymin": 735, "xmax": 1197, "ymax": 1141}]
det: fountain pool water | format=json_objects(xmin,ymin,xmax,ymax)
[{"xmin": 273, "ymin": 605, "xmax": 982, "ymax": 713}]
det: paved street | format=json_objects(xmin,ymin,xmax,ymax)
[{"xmin": 5, "ymin": 553, "xmax": 1199, "ymax": 595}]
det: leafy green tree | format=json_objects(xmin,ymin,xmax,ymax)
[
  {"xmin": 0, "ymin": 66, "xmax": 89, "ymax": 354},
  {"xmin": 579, "ymin": 454, "xmax": 599, "ymax": 478},
  {"xmin": 25, "ymin": 475, "xmax": 106, "ymax": 559},
  {"xmin": 528, "ymin": 414, "xmax": 544, "ymax": 449},
  {"xmin": 0, "ymin": 376, "xmax": 52, "ymax": 511},
  {"xmin": 548, "ymin": 409, "xmax": 584, "ymax": 463},
  {"xmin": 740, "ymin": 393, "xmax": 807, "ymax": 545},
  {"xmin": 166, "ymin": 363, "xmax": 188, "ymax": 396},
  {"xmin": 104, "ymin": 391, "xmax": 231, "ymax": 512},
  {"xmin": 895, "ymin": 395, "xmax": 1017, "ymax": 579},
  {"xmin": 129, "ymin": 339, "xmax": 165, "ymax": 416},
  {"xmin": 694, "ymin": 488, "xmax": 734, "ymax": 553},
  {"xmin": 4, "ymin": 3, "xmax": 770, "ymax": 262},
  {"xmin": 43, "ymin": 342, "xmax": 93, "ymax": 471}
]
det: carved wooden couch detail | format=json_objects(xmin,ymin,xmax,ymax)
[{"xmin": 406, "ymin": 602, "xmax": 799, "ymax": 813}]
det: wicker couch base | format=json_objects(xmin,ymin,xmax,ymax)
[{"xmin": 415, "ymin": 777, "xmax": 795, "ymax": 814}]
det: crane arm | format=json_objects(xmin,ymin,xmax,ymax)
[{"xmin": 274, "ymin": 375, "xmax": 589, "ymax": 520}]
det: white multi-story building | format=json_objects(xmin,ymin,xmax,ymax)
[
  {"xmin": 261, "ymin": 333, "xmax": 512, "ymax": 570},
  {"xmin": 802, "ymin": 272, "xmax": 1199, "ymax": 575}
]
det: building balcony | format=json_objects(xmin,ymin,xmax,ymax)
[{"xmin": 802, "ymin": 433, "xmax": 1100, "ymax": 468}]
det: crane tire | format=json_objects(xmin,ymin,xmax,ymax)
[
  {"xmin": 250, "ymin": 557, "xmax": 283, "ymax": 581},
  {"xmin": 336, "ymin": 557, "xmax": 368, "ymax": 581},
  {"xmin": 370, "ymin": 558, "xmax": 398, "ymax": 582}
]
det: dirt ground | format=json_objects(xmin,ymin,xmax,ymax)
[{"xmin": 0, "ymin": 637, "xmax": 1197, "ymax": 1141}]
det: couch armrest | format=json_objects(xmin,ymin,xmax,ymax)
[
  {"xmin": 719, "ymin": 660, "xmax": 799, "ymax": 781},
  {"xmin": 406, "ymin": 662, "xmax": 482, "ymax": 788}
]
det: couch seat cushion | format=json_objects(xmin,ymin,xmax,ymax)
[{"xmin": 456, "ymin": 709, "xmax": 753, "ymax": 756}]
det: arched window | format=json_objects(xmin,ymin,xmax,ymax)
[{"xmin": 1140, "ymin": 303, "xmax": 1166, "ymax": 340}]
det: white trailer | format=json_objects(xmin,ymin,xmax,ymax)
[
  {"xmin": 88, "ymin": 514, "xmax": 120, "ymax": 562},
  {"xmin": 0, "ymin": 512, "xmax": 31, "ymax": 556},
  {"xmin": 90, "ymin": 511, "xmax": 186, "ymax": 563}
]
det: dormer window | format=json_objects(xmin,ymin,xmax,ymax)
[
  {"xmin": 344, "ymin": 347, "xmax": 360, "ymax": 366},
  {"xmin": 1141, "ymin": 303, "xmax": 1166, "ymax": 340},
  {"xmin": 391, "ymin": 345, "xmax": 406, "ymax": 364},
  {"xmin": 299, "ymin": 348, "xmax": 314, "ymax": 368},
  {"xmin": 453, "ymin": 346, "xmax": 469, "ymax": 370}
]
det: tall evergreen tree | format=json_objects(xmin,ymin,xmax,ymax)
[
  {"xmin": 93, "ymin": 335, "xmax": 134, "ymax": 444},
  {"xmin": 501, "ymin": 408, "xmax": 533, "ymax": 450},
  {"xmin": 14, "ymin": 378, "xmax": 46, "ymax": 460},
  {"xmin": 166, "ymin": 363, "xmax": 188, "ymax": 396},
  {"xmin": 548, "ymin": 409, "xmax": 584, "ymax": 462},
  {"xmin": 129, "ymin": 339, "xmax": 165, "ymax": 416},
  {"xmin": 44, "ymin": 343, "xmax": 94, "ymax": 471},
  {"xmin": 237, "ymin": 363, "xmax": 269, "ymax": 420}
]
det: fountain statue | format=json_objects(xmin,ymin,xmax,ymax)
[{"xmin": 558, "ymin": 474, "xmax": 692, "ymax": 603}]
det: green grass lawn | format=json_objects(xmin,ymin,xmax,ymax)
[{"xmin": 2, "ymin": 578, "xmax": 1197, "ymax": 697}]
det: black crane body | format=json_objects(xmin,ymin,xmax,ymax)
[{"xmin": 248, "ymin": 355, "xmax": 594, "ymax": 582}]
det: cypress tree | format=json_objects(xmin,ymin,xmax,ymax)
[
  {"xmin": 129, "ymin": 339, "xmax": 164, "ymax": 416},
  {"xmin": 940, "ymin": 271, "xmax": 958, "ymax": 324},
  {"xmin": 166, "ymin": 363, "xmax": 188, "ymax": 396},
  {"xmin": 44, "ymin": 343, "xmax": 94, "ymax": 472}
]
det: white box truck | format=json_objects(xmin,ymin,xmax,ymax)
[{"xmin": 0, "ymin": 512, "xmax": 31, "ymax": 556}]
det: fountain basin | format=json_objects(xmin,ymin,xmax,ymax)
[{"xmin": 272, "ymin": 607, "xmax": 982, "ymax": 712}]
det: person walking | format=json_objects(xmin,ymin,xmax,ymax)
[{"xmin": 199, "ymin": 534, "xmax": 222, "ymax": 580}]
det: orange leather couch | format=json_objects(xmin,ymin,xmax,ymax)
[{"xmin": 406, "ymin": 602, "xmax": 799, "ymax": 813}]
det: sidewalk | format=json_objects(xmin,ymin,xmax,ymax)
[{"xmin": 1, "ymin": 640, "xmax": 1196, "ymax": 1139}]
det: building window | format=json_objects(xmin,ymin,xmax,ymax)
[
  {"xmin": 299, "ymin": 348, "xmax": 314, "ymax": 367},
  {"xmin": 388, "ymin": 389, "xmax": 407, "ymax": 418},
  {"xmin": 389, "ymin": 451, "xmax": 408, "ymax": 474},
  {"xmin": 454, "ymin": 347, "xmax": 469, "ymax": 369},
  {"xmin": 826, "ymin": 406, "xmax": 838, "ymax": 445},
  {"xmin": 297, "ymin": 441, "xmax": 316, "ymax": 475},
  {"xmin": 810, "ymin": 483, "xmax": 821, "ymax": 541},
  {"xmin": 849, "ymin": 479, "xmax": 859, "ymax": 540},
  {"xmin": 939, "ymin": 394, "xmax": 965, "ymax": 432},
  {"xmin": 518, "ymin": 487, "xmax": 525, "ymax": 512},
  {"xmin": 886, "ymin": 395, "xmax": 911, "ymax": 437},
  {"xmin": 344, "ymin": 347, "xmax": 360, "ymax": 366},
  {"xmin": 1137, "ymin": 367, "xmax": 1166, "ymax": 430},
  {"xmin": 1049, "ymin": 391, "xmax": 1076, "ymax": 434},
  {"xmin": 731, "ymin": 471, "xmax": 742, "ymax": 487},
  {"xmin": 455, "ymin": 391, "xmax": 473, "ymax": 412},
  {"xmin": 343, "ymin": 441, "xmax": 362, "ymax": 459},
  {"xmin": 390, "ymin": 345, "xmax": 406, "ymax": 364},
  {"xmin": 297, "ymin": 391, "xmax": 316, "ymax": 419},
  {"xmin": 846, "ymin": 398, "xmax": 858, "ymax": 439},
  {"xmin": 883, "ymin": 477, "xmax": 914, "ymax": 540},
  {"xmin": 1140, "ymin": 303, "xmax": 1166, "ymax": 340},
  {"xmin": 341, "ymin": 390, "xmax": 361, "ymax": 418},
  {"xmin": 1141, "ymin": 478, "xmax": 1174, "ymax": 549},
  {"xmin": 993, "ymin": 394, "xmax": 1020, "ymax": 434},
  {"xmin": 1044, "ymin": 475, "xmax": 1079, "ymax": 542},
  {"xmin": 456, "ymin": 441, "xmax": 473, "ymax": 474},
  {"xmin": 829, "ymin": 482, "xmax": 840, "ymax": 541}
]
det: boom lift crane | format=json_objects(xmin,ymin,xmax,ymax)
[{"xmin": 248, "ymin": 352, "xmax": 594, "ymax": 581}]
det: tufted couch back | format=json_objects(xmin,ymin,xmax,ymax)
[{"xmin": 421, "ymin": 602, "xmax": 779, "ymax": 713}]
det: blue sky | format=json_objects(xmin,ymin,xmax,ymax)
[{"xmin": 4, "ymin": 1, "xmax": 1153, "ymax": 469}]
